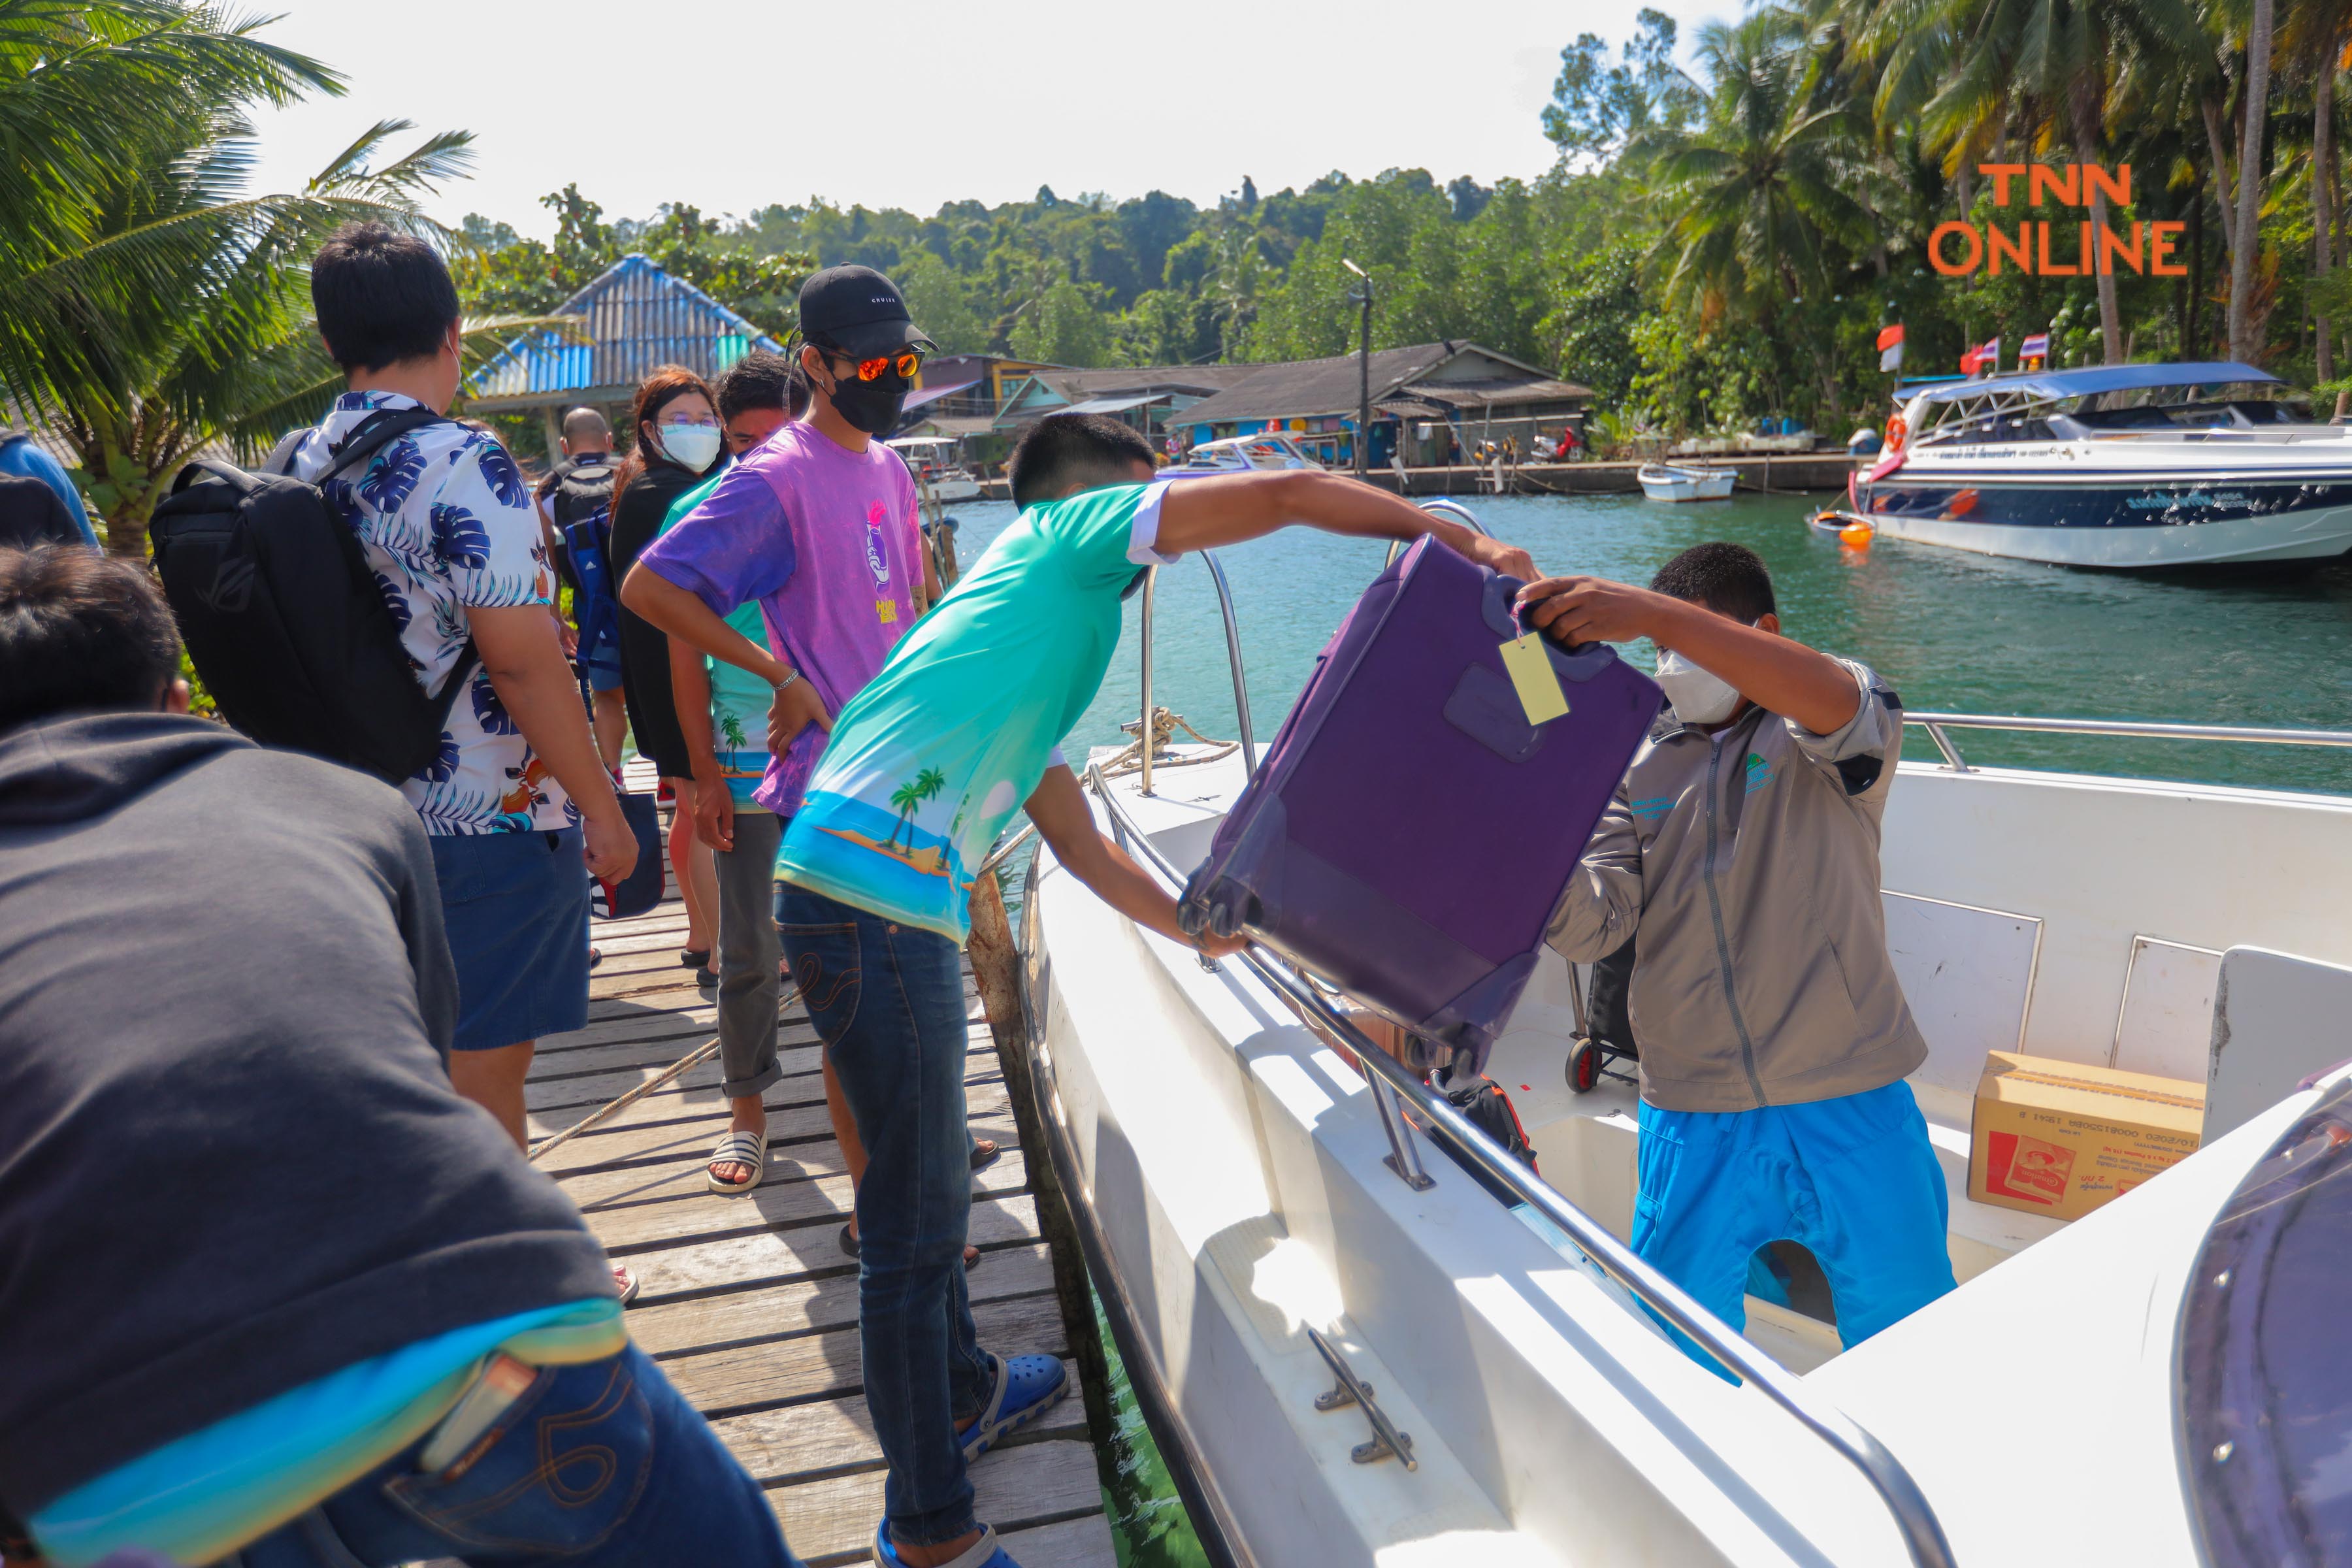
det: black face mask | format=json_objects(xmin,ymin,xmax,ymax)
[{"xmin": 821, "ymin": 363, "xmax": 909, "ymax": 436}]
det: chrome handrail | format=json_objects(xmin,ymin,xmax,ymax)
[
  {"xmin": 1384, "ymin": 497, "xmax": 1489, "ymax": 567},
  {"xmin": 1080, "ymin": 766, "xmax": 1957, "ymax": 1568},
  {"xmin": 1904, "ymin": 710, "xmax": 2352, "ymax": 773},
  {"xmin": 1136, "ymin": 551, "xmax": 1258, "ymax": 796}
]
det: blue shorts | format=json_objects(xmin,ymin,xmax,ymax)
[
  {"xmin": 1633, "ymin": 1079, "xmax": 1955, "ymax": 1365},
  {"xmin": 428, "ymin": 827, "xmax": 591, "ymax": 1051}
]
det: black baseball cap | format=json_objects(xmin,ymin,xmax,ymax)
[{"xmin": 796, "ymin": 265, "xmax": 936, "ymax": 359}]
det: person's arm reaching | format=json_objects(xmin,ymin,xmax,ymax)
[
  {"xmin": 468, "ymin": 604, "xmax": 637, "ymax": 881},
  {"xmin": 1514, "ymin": 578, "xmax": 1861, "ymax": 736},
  {"xmin": 669, "ymin": 636, "xmax": 733, "ymax": 852},
  {"xmin": 1152, "ymin": 469, "xmax": 1537, "ymax": 581},
  {"xmin": 1024, "ymin": 764, "xmax": 1245, "ymax": 959}
]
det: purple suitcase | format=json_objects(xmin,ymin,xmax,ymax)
[{"xmin": 1179, "ymin": 536, "xmax": 1661, "ymax": 1072}]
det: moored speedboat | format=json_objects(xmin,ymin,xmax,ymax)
[
  {"xmin": 1852, "ymin": 362, "xmax": 2352, "ymax": 568},
  {"xmin": 1014, "ymin": 536, "xmax": 2352, "ymax": 1566},
  {"xmin": 1161, "ymin": 433, "xmax": 1326, "ymax": 480},
  {"xmin": 1639, "ymin": 461, "xmax": 1738, "ymax": 501}
]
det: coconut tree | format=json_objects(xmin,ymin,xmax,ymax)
[
  {"xmin": 1876, "ymin": 0, "xmax": 2202, "ymax": 362},
  {"xmin": 1645, "ymin": 12, "xmax": 1876, "ymax": 410},
  {"xmin": 31, "ymin": 116, "xmax": 480, "ymax": 555}
]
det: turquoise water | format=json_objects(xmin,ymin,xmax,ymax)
[
  {"xmin": 958, "ymin": 489, "xmax": 2352, "ymax": 1561},
  {"xmin": 955, "ymin": 491, "xmax": 2352, "ymax": 794}
]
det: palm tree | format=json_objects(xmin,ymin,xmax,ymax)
[
  {"xmin": 2230, "ymin": 0, "xmax": 2276, "ymax": 361},
  {"xmin": 885, "ymin": 778, "xmax": 924, "ymax": 851},
  {"xmin": 1646, "ymin": 13, "xmax": 1874, "ymax": 406},
  {"xmin": 1860, "ymin": 0, "xmax": 2202, "ymax": 363},
  {"xmin": 44, "ymin": 118, "xmax": 485, "ymax": 555},
  {"xmin": 0, "ymin": 7, "xmax": 486, "ymax": 553}
]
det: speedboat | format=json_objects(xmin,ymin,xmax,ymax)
[
  {"xmin": 1852, "ymin": 361, "xmax": 2352, "ymax": 568},
  {"xmin": 1013, "ymin": 512, "xmax": 2352, "ymax": 1566},
  {"xmin": 1162, "ymin": 433, "xmax": 1326, "ymax": 480},
  {"xmin": 1639, "ymin": 461, "xmax": 1738, "ymax": 501},
  {"xmin": 885, "ymin": 435, "xmax": 982, "ymax": 501}
]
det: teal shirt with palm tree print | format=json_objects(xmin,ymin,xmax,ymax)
[
  {"xmin": 777, "ymin": 480, "xmax": 1176, "ymax": 941},
  {"xmin": 659, "ymin": 472, "xmax": 774, "ymax": 810}
]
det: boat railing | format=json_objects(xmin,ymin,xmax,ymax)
[
  {"xmin": 1082, "ymin": 764, "xmax": 1955, "ymax": 1568},
  {"xmin": 1906, "ymin": 710, "xmax": 2352, "ymax": 772},
  {"xmin": 1135, "ymin": 551, "xmax": 1258, "ymax": 795}
]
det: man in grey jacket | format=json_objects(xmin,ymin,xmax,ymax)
[{"xmin": 1521, "ymin": 542, "xmax": 1954, "ymax": 1355}]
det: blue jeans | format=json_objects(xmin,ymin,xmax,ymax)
[
  {"xmin": 777, "ymin": 887, "xmax": 994, "ymax": 1548},
  {"xmin": 229, "ymin": 1345, "xmax": 800, "ymax": 1567}
]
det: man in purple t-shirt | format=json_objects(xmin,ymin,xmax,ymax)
[{"xmin": 622, "ymin": 277, "xmax": 938, "ymax": 1202}]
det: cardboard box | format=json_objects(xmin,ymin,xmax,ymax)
[{"xmin": 1968, "ymin": 1051, "xmax": 2205, "ymax": 1220}]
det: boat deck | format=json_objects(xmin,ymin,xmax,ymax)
[{"xmin": 525, "ymin": 809, "xmax": 1116, "ymax": 1566}]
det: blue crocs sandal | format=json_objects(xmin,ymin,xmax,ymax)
[
  {"xmin": 873, "ymin": 1520, "xmax": 1020, "ymax": 1567},
  {"xmin": 960, "ymin": 1352, "xmax": 1069, "ymax": 1462}
]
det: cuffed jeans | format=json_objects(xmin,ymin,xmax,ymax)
[
  {"xmin": 776, "ymin": 886, "xmax": 993, "ymax": 1548},
  {"xmin": 715, "ymin": 810, "xmax": 785, "ymax": 1100},
  {"xmin": 229, "ymin": 1345, "xmax": 800, "ymax": 1567}
]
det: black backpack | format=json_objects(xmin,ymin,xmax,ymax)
[
  {"xmin": 1431, "ymin": 1074, "xmax": 1541, "ymax": 1204},
  {"xmin": 149, "ymin": 408, "xmax": 478, "ymax": 784}
]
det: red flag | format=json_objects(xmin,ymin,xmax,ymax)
[
  {"xmin": 1960, "ymin": 336, "xmax": 2001, "ymax": 376},
  {"xmin": 1876, "ymin": 323, "xmax": 1906, "ymax": 351}
]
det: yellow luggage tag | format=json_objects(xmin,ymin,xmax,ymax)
[{"xmin": 1498, "ymin": 633, "xmax": 1571, "ymax": 725}]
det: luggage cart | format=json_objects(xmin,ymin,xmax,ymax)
[{"xmin": 1565, "ymin": 938, "xmax": 1641, "ymax": 1094}]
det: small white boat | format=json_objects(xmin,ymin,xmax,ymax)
[
  {"xmin": 1015, "ymin": 522, "xmax": 2352, "ymax": 1566},
  {"xmin": 1639, "ymin": 461, "xmax": 1738, "ymax": 501},
  {"xmin": 885, "ymin": 435, "xmax": 982, "ymax": 501},
  {"xmin": 1162, "ymin": 433, "xmax": 1326, "ymax": 480}
]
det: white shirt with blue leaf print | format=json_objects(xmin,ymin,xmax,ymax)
[{"xmin": 289, "ymin": 391, "xmax": 577, "ymax": 835}]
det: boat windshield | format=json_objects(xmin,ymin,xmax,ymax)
[
  {"xmin": 2176, "ymin": 1073, "xmax": 2352, "ymax": 1567},
  {"xmin": 1912, "ymin": 374, "xmax": 2316, "ymax": 445}
]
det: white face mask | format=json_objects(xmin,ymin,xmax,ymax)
[
  {"xmin": 1654, "ymin": 623, "xmax": 1761, "ymax": 725},
  {"xmin": 657, "ymin": 421, "xmax": 721, "ymax": 473}
]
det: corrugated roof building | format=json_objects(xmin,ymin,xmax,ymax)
[{"xmin": 468, "ymin": 254, "xmax": 783, "ymax": 446}]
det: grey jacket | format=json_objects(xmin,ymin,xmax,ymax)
[{"xmin": 1545, "ymin": 657, "xmax": 1927, "ymax": 1112}]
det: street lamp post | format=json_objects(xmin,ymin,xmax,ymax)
[{"xmin": 1342, "ymin": 257, "xmax": 1371, "ymax": 482}]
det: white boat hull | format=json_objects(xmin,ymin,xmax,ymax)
[
  {"xmin": 1639, "ymin": 465, "xmax": 1738, "ymax": 502},
  {"xmin": 1863, "ymin": 493, "xmax": 2352, "ymax": 566},
  {"xmin": 1024, "ymin": 745, "xmax": 2352, "ymax": 1565}
]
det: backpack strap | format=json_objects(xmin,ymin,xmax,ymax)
[{"xmin": 321, "ymin": 404, "xmax": 449, "ymax": 482}]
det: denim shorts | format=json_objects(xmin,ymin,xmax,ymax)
[{"xmin": 428, "ymin": 827, "xmax": 590, "ymax": 1052}]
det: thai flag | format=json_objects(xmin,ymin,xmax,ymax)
[
  {"xmin": 2019, "ymin": 332, "xmax": 2051, "ymax": 360},
  {"xmin": 1961, "ymin": 336, "xmax": 2001, "ymax": 376}
]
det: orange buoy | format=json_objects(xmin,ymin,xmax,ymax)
[
  {"xmin": 1839, "ymin": 521, "xmax": 1874, "ymax": 548},
  {"xmin": 1884, "ymin": 414, "xmax": 1906, "ymax": 450}
]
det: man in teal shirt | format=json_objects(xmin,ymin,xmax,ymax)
[{"xmin": 738, "ymin": 412, "xmax": 1533, "ymax": 1568}]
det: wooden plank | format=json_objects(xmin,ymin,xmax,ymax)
[
  {"xmin": 541, "ymin": 1079, "xmax": 1012, "ymax": 1178},
  {"xmin": 563, "ymin": 1104, "xmax": 1020, "ymax": 1211},
  {"xmin": 770, "ymin": 1439, "xmax": 1105, "ymax": 1566},
  {"xmin": 987, "ymin": 1514, "xmax": 1119, "ymax": 1568},
  {"xmin": 627, "ymin": 1243, "xmax": 1055, "ymax": 1358},
  {"xmin": 666, "ymin": 1298, "xmax": 1068, "ymax": 1416},
  {"xmin": 583, "ymin": 1149, "xmax": 1027, "ymax": 1252},
  {"xmin": 528, "ymin": 1022, "xmax": 820, "ymax": 1086},
  {"xmin": 535, "ymin": 1004, "xmax": 717, "ymax": 1055},
  {"xmin": 709, "ymin": 1359, "xmax": 1082, "ymax": 1482},
  {"xmin": 625, "ymin": 1194, "xmax": 1040, "ymax": 1299}
]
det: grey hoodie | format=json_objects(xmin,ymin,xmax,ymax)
[
  {"xmin": 0, "ymin": 713, "xmax": 613, "ymax": 1520},
  {"xmin": 1545, "ymin": 658, "xmax": 1928, "ymax": 1113}
]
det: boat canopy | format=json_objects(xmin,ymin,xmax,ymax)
[{"xmin": 1914, "ymin": 361, "xmax": 2278, "ymax": 407}]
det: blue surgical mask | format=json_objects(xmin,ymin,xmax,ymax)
[{"xmin": 657, "ymin": 422, "xmax": 721, "ymax": 473}]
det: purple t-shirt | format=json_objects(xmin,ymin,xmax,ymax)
[{"xmin": 634, "ymin": 423, "xmax": 923, "ymax": 815}]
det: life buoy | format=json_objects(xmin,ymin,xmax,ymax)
[{"xmin": 1884, "ymin": 414, "xmax": 1907, "ymax": 450}]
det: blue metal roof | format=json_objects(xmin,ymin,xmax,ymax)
[
  {"xmin": 470, "ymin": 254, "xmax": 783, "ymax": 403},
  {"xmin": 1914, "ymin": 361, "xmax": 2279, "ymax": 404}
]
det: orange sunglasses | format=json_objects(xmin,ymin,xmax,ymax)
[{"xmin": 819, "ymin": 348, "xmax": 921, "ymax": 382}]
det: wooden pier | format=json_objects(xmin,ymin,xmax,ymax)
[{"xmin": 525, "ymin": 824, "xmax": 1117, "ymax": 1566}]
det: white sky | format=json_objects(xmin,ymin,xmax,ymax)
[{"xmin": 241, "ymin": 0, "xmax": 1728, "ymax": 239}]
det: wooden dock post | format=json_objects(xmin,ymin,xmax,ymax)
[{"xmin": 966, "ymin": 868, "xmax": 1116, "ymax": 1448}]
